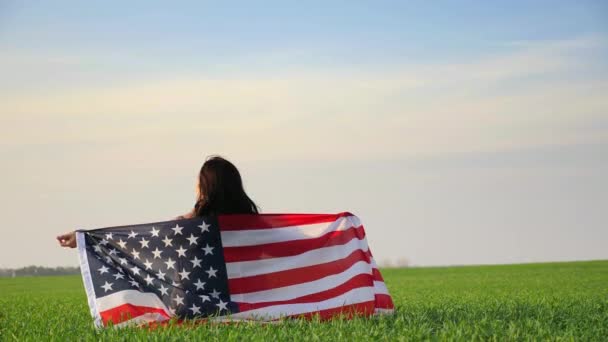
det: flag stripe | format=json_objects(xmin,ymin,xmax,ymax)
[
  {"xmin": 229, "ymin": 249, "xmax": 372, "ymax": 294},
  {"xmin": 223, "ymin": 225, "xmax": 365, "ymax": 263},
  {"xmin": 374, "ymin": 294, "xmax": 395, "ymax": 309},
  {"xmin": 236, "ymin": 272, "xmax": 374, "ymax": 311},
  {"xmin": 230, "ymin": 260, "xmax": 372, "ymax": 303},
  {"xmin": 220, "ymin": 215, "xmax": 360, "ymax": 247},
  {"xmin": 96, "ymin": 289, "xmax": 171, "ymax": 312},
  {"xmin": 226, "ymin": 237, "xmax": 369, "ymax": 279},
  {"xmin": 218, "ymin": 212, "xmax": 354, "ymax": 231},
  {"xmin": 100, "ymin": 303, "xmax": 170, "ymax": 325},
  {"xmin": 287, "ymin": 301, "xmax": 376, "ymax": 320},
  {"xmin": 227, "ymin": 287, "xmax": 375, "ymax": 320}
]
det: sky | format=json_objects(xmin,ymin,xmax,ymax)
[{"xmin": 0, "ymin": 1, "xmax": 607, "ymax": 268}]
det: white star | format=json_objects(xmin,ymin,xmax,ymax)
[
  {"xmin": 144, "ymin": 274, "xmax": 155, "ymax": 286},
  {"xmin": 128, "ymin": 230, "xmax": 138, "ymax": 239},
  {"xmin": 202, "ymin": 244, "xmax": 214, "ymax": 255},
  {"xmin": 108, "ymin": 248, "xmax": 118, "ymax": 256},
  {"xmin": 190, "ymin": 256, "xmax": 202, "ymax": 268},
  {"xmin": 189, "ymin": 303, "xmax": 201, "ymax": 315},
  {"xmin": 193, "ymin": 278, "xmax": 206, "ymax": 291},
  {"xmin": 216, "ymin": 299, "xmax": 228, "ymax": 311},
  {"xmin": 156, "ymin": 269, "xmax": 166, "ymax": 279},
  {"xmin": 178, "ymin": 268, "xmax": 191, "ymax": 280},
  {"xmin": 162, "ymin": 235, "xmax": 173, "ymax": 247},
  {"xmin": 100, "ymin": 239, "xmax": 109, "ymax": 246},
  {"xmin": 173, "ymin": 294, "xmax": 184, "ymax": 306},
  {"xmin": 129, "ymin": 278, "xmax": 139, "ymax": 288},
  {"xmin": 205, "ymin": 266, "xmax": 218, "ymax": 278},
  {"xmin": 143, "ymin": 259, "xmax": 153, "ymax": 270},
  {"xmin": 117, "ymin": 239, "xmax": 127, "ymax": 249},
  {"xmin": 113, "ymin": 272, "xmax": 125, "ymax": 280},
  {"xmin": 186, "ymin": 234, "xmax": 199, "ymax": 246},
  {"xmin": 158, "ymin": 284, "xmax": 169, "ymax": 296},
  {"xmin": 175, "ymin": 246, "xmax": 187, "ymax": 258},
  {"xmin": 105, "ymin": 232, "xmax": 113, "ymax": 240},
  {"xmin": 98, "ymin": 265, "xmax": 109, "ymax": 274},
  {"xmin": 118, "ymin": 257, "xmax": 128, "ymax": 265},
  {"xmin": 139, "ymin": 237, "xmax": 149, "ymax": 249},
  {"xmin": 168, "ymin": 307, "xmax": 177, "ymax": 316},
  {"xmin": 131, "ymin": 249, "xmax": 140, "ymax": 259},
  {"xmin": 171, "ymin": 224, "xmax": 183, "ymax": 235},
  {"xmin": 152, "ymin": 247, "xmax": 163, "ymax": 259},
  {"xmin": 171, "ymin": 280, "xmax": 180, "ymax": 287},
  {"xmin": 130, "ymin": 266, "xmax": 141, "ymax": 276},
  {"xmin": 101, "ymin": 281, "xmax": 113, "ymax": 292},
  {"xmin": 198, "ymin": 221, "xmax": 211, "ymax": 233},
  {"xmin": 93, "ymin": 244, "xmax": 102, "ymax": 253},
  {"xmin": 199, "ymin": 294, "xmax": 210, "ymax": 303},
  {"xmin": 210, "ymin": 288, "xmax": 221, "ymax": 299},
  {"xmin": 105, "ymin": 256, "xmax": 113, "ymax": 264},
  {"xmin": 150, "ymin": 227, "xmax": 160, "ymax": 237},
  {"xmin": 164, "ymin": 258, "xmax": 176, "ymax": 270}
]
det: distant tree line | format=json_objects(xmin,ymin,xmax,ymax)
[{"xmin": 0, "ymin": 266, "xmax": 80, "ymax": 277}]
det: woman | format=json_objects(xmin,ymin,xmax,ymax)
[{"xmin": 57, "ymin": 155, "xmax": 259, "ymax": 248}]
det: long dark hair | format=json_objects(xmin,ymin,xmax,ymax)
[{"xmin": 193, "ymin": 156, "xmax": 259, "ymax": 216}]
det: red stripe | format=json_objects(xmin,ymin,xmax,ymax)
[
  {"xmin": 100, "ymin": 303, "xmax": 170, "ymax": 325},
  {"xmin": 218, "ymin": 212, "xmax": 354, "ymax": 231},
  {"xmin": 288, "ymin": 301, "xmax": 376, "ymax": 320},
  {"xmin": 372, "ymin": 268, "xmax": 385, "ymax": 282},
  {"xmin": 223, "ymin": 225, "xmax": 366, "ymax": 262},
  {"xmin": 229, "ymin": 249, "xmax": 372, "ymax": 294},
  {"xmin": 237, "ymin": 273, "xmax": 374, "ymax": 311},
  {"xmin": 374, "ymin": 294, "xmax": 395, "ymax": 309}
]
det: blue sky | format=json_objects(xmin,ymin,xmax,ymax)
[{"xmin": 0, "ymin": 1, "xmax": 607, "ymax": 267}]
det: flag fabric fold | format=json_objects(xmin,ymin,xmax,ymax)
[{"xmin": 76, "ymin": 212, "xmax": 394, "ymax": 327}]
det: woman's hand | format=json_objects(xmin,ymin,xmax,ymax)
[{"xmin": 57, "ymin": 231, "xmax": 77, "ymax": 248}]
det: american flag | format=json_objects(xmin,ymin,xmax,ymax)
[{"xmin": 76, "ymin": 212, "xmax": 394, "ymax": 327}]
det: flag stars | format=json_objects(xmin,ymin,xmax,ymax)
[
  {"xmin": 199, "ymin": 294, "xmax": 210, "ymax": 303},
  {"xmin": 144, "ymin": 274, "xmax": 155, "ymax": 286},
  {"xmin": 189, "ymin": 303, "xmax": 201, "ymax": 315},
  {"xmin": 98, "ymin": 265, "xmax": 109, "ymax": 274},
  {"xmin": 156, "ymin": 269, "xmax": 167, "ymax": 280},
  {"xmin": 131, "ymin": 249, "xmax": 140, "ymax": 260},
  {"xmin": 150, "ymin": 227, "xmax": 160, "ymax": 237},
  {"xmin": 158, "ymin": 284, "xmax": 169, "ymax": 296},
  {"xmin": 117, "ymin": 239, "xmax": 127, "ymax": 249},
  {"xmin": 119, "ymin": 257, "xmax": 128, "ymax": 266},
  {"xmin": 162, "ymin": 236, "xmax": 173, "ymax": 247},
  {"xmin": 101, "ymin": 281, "xmax": 113, "ymax": 292},
  {"xmin": 216, "ymin": 299, "xmax": 228, "ymax": 311},
  {"xmin": 178, "ymin": 269, "xmax": 191, "ymax": 281},
  {"xmin": 128, "ymin": 230, "xmax": 138, "ymax": 239},
  {"xmin": 113, "ymin": 272, "xmax": 125, "ymax": 280},
  {"xmin": 152, "ymin": 247, "xmax": 163, "ymax": 259},
  {"xmin": 198, "ymin": 221, "xmax": 211, "ymax": 233},
  {"xmin": 173, "ymin": 294, "xmax": 184, "ymax": 306},
  {"xmin": 130, "ymin": 266, "xmax": 141, "ymax": 276},
  {"xmin": 205, "ymin": 266, "xmax": 218, "ymax": 278},
  {"xmin": 190, "ymin": 256, "xmax": 202, "ymax": 268},
  {"xmin": 193, "ymin": 279, "xmax": 206, "ymax": 291},
  {"xmin": 164, "ymin": 258, "xmax": 176, "ymax": 270},
  {"xmin": 186, "ymin": 234, "xmax": 199, "ymax": 246},
  {"xmin": 139, "ymin": 237, "xmax": 150, "ymax": 249},
  {"xmin": 210, "ymin": 288, "xmax": 221, "ymax": 299},
  {"xmin": 143, "ymin": 259, "xmax": 153, "ymax": 270},
  {"xmin": 176, "ymin": 246, "xmax": 187, "ymax": 258},
  {"xmin": 171, "ymin": 224, "xmax": 184, "ymax": 236},
  {"xmin": 93, "ymin": 245, "xmax": 102, "ymax": 253},
  {"xmin": 129, "ymin": 278, "xmax": 139, "ymax": 288},
  {"xmin": 105, "ymin": 232, "xmax": 113, "ymax": 240},
  {"xmin": 202, "ymin": 244, "xmax": 214, "ymax": 255}
]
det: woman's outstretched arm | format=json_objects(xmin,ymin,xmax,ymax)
[{"xmin": 57, "ymin": 232, "xmax": 76, "ymax": 248}]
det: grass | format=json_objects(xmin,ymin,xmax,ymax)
[{"xmin": 0, "ymin": 260, "xmax": 606, "ymax": 341}]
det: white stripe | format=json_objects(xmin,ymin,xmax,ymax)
[
  {"xmin": 220, "ymin": 215, "xmax": 361, "ymax": 247},
  {"xmin": 96, "ymin": 289, "xmax": 172, "ymax": 314},
  {"xmin": 232, "ymin": 260, "xmax": 373, "ymax": 303},
  {"xmin": 226, "ymin": 237, "xmax": 370, "ymax": 279},
  {"xmin": 77, "ymin": 232, "xmax": 103, "ymax": 329},
  {"xmin": 373, "ymin": 281, "xmax": 390, "ymax": 295},
  {"xmin": 374, "ymin": 308, "xmax": 395, "ymax": 315},
  {"xmin": 114, "ymin": 312, "xmax": 170, "ymax": 328},
  {"xmin": 227, "ymin": 287, "xmax": 375, "ymax": 320}
]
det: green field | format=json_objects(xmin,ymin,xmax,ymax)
[{"xmin": 1, "ymin": 260, "xmax": 606, "ymax": 341}]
